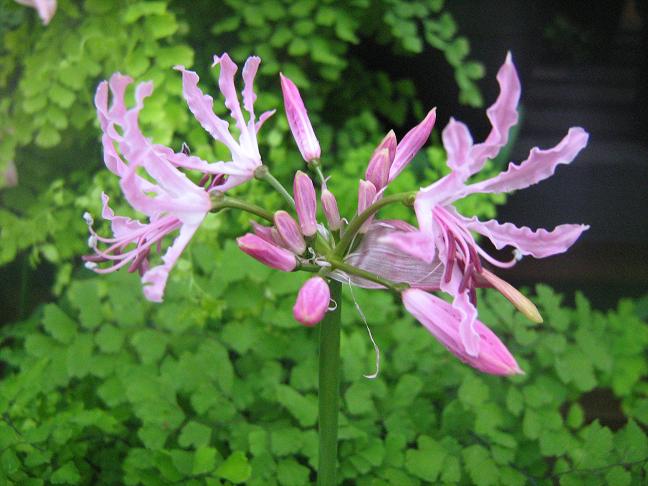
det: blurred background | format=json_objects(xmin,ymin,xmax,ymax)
[{"xmin": 0, "ymin": 1, "xmax": 647, "ymax": 484}]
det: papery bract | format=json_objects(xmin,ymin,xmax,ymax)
[
  {"xmin": 237, "ymin": 233, "xmax": 297, "ymax": 271},
  {"xmin": 293, "ymin": 276, "xmax": 330, "ymax": 326},
  {"xmin": 403, "ymin": 288, "xmax": 522, "ymax": 375},
  {"xmin": 280, "ymin": 73, "xmax": 321, "ymax": 163}
]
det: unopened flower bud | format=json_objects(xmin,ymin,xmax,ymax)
[
  {"xmin": 294, "ymin": 171, "xmax": 317, "ymax": 237},
  {"xmin": 321, "ymin": 186, "xmax": 342, "ymax": 231},
  {"xmin": 365, "ymin": 148, "xmax": 391, "ymax": 191},
  {"xmin": 237, "ymin": 233, "xmax": 297, "ymax": 271},
  {"xmin": 480, "ymin": 269, "xmax": 543, "ymax": 323},
  {"xmin": 274, "ymin": 210, "xmax": 307, "ymax": 255},
  {"xmin": 280, "ymin": 73, "xmax": 321, "ymax": 163},
  {"xmin": 250, "ymin": 220, "xmax": 275, "ymax": 244},
  {"xmin": 377, "ymin": 130, "xmax": 397, "ymax": 164},
  {"xmin": 293, "ymin": 276, "xmax": 330, "ymax": 326}
]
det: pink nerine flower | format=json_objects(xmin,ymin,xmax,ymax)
[
  {"xmin": 84, "ymin": 75, "xmax": 212, "ymax": 302},
  {"xmin": 402, "ymin": 289, "xmax": 522, "ymax": 375},
  {"xmin": 280, "ymin": 73, "xmax": 321, "ymax": 163},
  {"xmin": 293, "ymin": 276, "xmax": 331, "ymax": 326},
  {"xmin": 15, "ymin": 0, "xmax": 56, "ymax": 25},
  {"xmin": 174, "ymin": 54, "xmax": 275, "ymax": 191},
  {"xmin": 386, "ymin": 53, "xmax": 589, "ymax": 357}
]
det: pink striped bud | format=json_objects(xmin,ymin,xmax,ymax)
[
  {"xmin": 358, "ymin": 180, "xmax": 377, "ymax": 214},
  {"xmin": 274, "ymin": 210, "xmax": 306, "ymax": 255},
  {"xmin": 365, "ymin": 148, "xmax": 391, "ymax": 191},
  {"xmin": 294, "ymin": 171, "xmax": 317, "ymax": 237},
  {"xmin": 293, "ymin": 276, "xmax": 330, "ymax": 326},
  {"xmin": 321, "ymin": 186, "xmax": 342, "ymax": 231},
  {"xmin": 402, "ymin": 289, "xmax": 523, "ymax": 375},
  {"xmin": 237, "ymin": 233, "xmax": 297, "ymax": 271},
  {"xmin": 280, "ymin": 73, "xmax": 321, "ymax": 163},
  {"xmin": 389, "ymin": 108, "xmax": 436, "ymax": 182},
  {"xmin": 377, "ymin": 130, "xmax": 397, "ymax": 164},
  {"xmin": 250, "ymin": 220, "xmax": 275, "ymax": 244}
]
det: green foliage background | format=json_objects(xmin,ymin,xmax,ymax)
[{"xmin": 0, "ymin": 0, "xmax": 646, "ymax": 484}]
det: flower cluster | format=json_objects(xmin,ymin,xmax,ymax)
[{"xmin": 86, "ymin": 52, "xmax": 589, "ymax": 376}]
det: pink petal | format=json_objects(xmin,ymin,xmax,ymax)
[
  {"xmin": 468, "ymin": 127, "xmax": 589, "ymax": 194},
  {"xmin": 174, "ymin": 65, "xmax": 239, "ymax": 154},
  {"xmin": 442, "ymin": 118, "xmax": 474, "ymax": 176},
  {"xmin": 16, "ymin": 0, "xmax": 57, "ymax": 25},
  {"xmin": 280, "ymin": 73, "xmax": 320, "ymax": 162},
  {"xmin": 141, "ymin": 223, "xmax": 202, "ymax": 302},
  {"xmin": 100, "ymin": 193, "xmax": 146, "ymax": 239},
  {"xmin": 402, "ymin": 289, "xmax": 522, "ymax": 375},
  {"xmin": 241, "ymin": 56, "xmax": 261, "ymax": 118},
  {"xmin": 213, "ymin": 54, "xmax": 247, "ymax": 135},
  {"xmin": 389, "ymin": 108, "xmax": 436, "ymax": 181},
  {"xmin": 462, "ymin": 216, "xmax": 589, "ymax": 258},
  {"xmin": 293, "ymin": 276, "xmax": 330, "ymax": 326},
  {"xmin": 470, "ymin": 52, "xmax": 521, "ymax": 166}
]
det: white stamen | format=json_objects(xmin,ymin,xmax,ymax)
[
  {"xmin": 83, "ymin": 212, "xmax": 94, "ymax": 226},
  {"xmin": 87, "ymin": 235, "xmax": 97, "ymax": 248},
  {"xmin": 347, "ymin": 278, "xmax": 380, "ymax": 380},
  {"xmin": 514, "ymin": 249, "xmax": 524, "ymax": 261},
  {"xmin": 84, "ymin": 261, "xmax": 98, "ymax": 270}
]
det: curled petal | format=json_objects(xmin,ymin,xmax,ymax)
[
  {"xmin": 443, "ymin": 118, "xmax": 474, "ymax": 176},
  {"xmin": 293, "ymin": 276, "xmax": 330, "ymax": 326},
  {"xmin": 389, "ymin": 108, "xmax": 436, "ymax": 182},
  {"xmin": 16, "ymin": 0, "xmax": 57, "ymax": 24},
  {"xmin": 463, "ymin": 216, "xmax": 589, "ymax": 258},
  {"xmin": 402, "ymin": 289, "xmax": 522, "ymax": 375},
  {"xmin": 469, "ymin": 127, "xmax": 589, "ymax": 195},
  {"xmin": 470, "ymin": 52, "xmax": 521, "ymax": 166},
  {"xmin": 241, "ymin": 56, "xmax": 261, "ymax": 118},
  {"xmin": 280, "ymin": 73, "xmax": 321, "ymax": 162}
]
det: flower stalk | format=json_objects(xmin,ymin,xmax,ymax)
[{"xmin": 317, "ymin": 279, "xmax": 341, "ymax": 486}]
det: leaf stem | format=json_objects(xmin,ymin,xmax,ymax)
[
  {"xmin": 317, "ymin": 279, "xmax": 342, "ymax": 486},
  {"xmin": 254, "ymin": 166, "xmax": 295, "ymax": 207},
  {"xmin": 210, "ymin": 195, "xmax": 274, "ymax": 222}
]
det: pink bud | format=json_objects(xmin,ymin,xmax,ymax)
[
  {"xmin": 402, "ymin": 289, "xmax": 523, "ymax": 375},
  {"xmin": 389, "ymin": 108, "xmax": 436, "ymax": 182},
  {"xmin": 365, "ymin": 148, "xmax": 391, "ymax": 191},
  {"xmin": 321, "ymin": 185, "xmax": 342, "ymax": 231},
  {"xmin": 274, "ymin": 210, "xmax": 306, "ymax": 255},
  {"xmin": 358, "ymin": 180, "xmax": 377, "ymax": 214},
  {"xmin": 294, "ymin": 171, "xmax": 317, "ymax": 237},
  {"xmin": 293, "ymin": 276, "xmax": 330, "ymax": 326},
  {"xmin": 280, "ymin": 73, "xmax": 321, "ymax": 163},
  {"xmin": 250, "ymin": 220, "xmax": 275, "ymax": 243},
  {"xmin": 377, "ymin": 130, "xmax": 397, "ymax": 164},
  {"xmin": 237, "ymin": 233, "xmax": 297, "ymax": 271}
]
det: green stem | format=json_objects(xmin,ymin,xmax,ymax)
[
  {"xmin": 255, "ymin": 167, "xmax": 295, "ymax": 207},
  {"xmin": 318, "ymin": 279, "xmax": 342, "ymax": 486},
  {"xmin": 210, "ymin": 195, "xmax": 274, "ymax": 223},
  {"xmin": 329, "ymin": 259, "xmax": 407, "ymax": 293},
  {"xmin": 312, "ymin": 163, "xmax": 326, "ymax": 187},
  {"xmin": 334, "ymin": 191, "xmax": 415, "ymax": 258}
]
